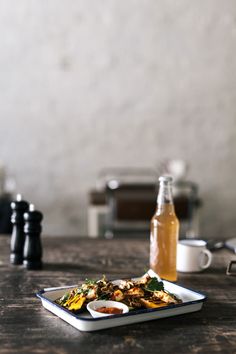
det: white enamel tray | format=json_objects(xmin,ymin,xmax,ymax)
[{"xmin": 36, "ymin": 270, "xmax": 206, "ymax": 332}]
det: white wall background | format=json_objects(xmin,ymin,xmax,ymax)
[{"xmin": 0, "ymin": 0, "xmax": 236, "ymax": 237}]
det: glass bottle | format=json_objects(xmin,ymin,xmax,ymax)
[{"xmin": 150, "ymin": 176, "xmax": 179, "ymax": 281}]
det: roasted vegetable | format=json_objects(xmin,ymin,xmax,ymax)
[{"xmin": 140, "ymin": 299, "xmax": 168, "ymax": 309}]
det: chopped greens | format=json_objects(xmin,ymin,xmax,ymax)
[
  {"xmin": 59, "ymin": 292, "xmax": 70, "ymax": 303},
  {"xmin": 98, "ymin": 293, "xmax": 110, "ymax": 300},
  {"xmin": 145, "ymin": 277, "xmax": 164, "ymax": 292},
  {"xmin": 85, "ymin": 278, "xmax": 96, "ymax": 285}
]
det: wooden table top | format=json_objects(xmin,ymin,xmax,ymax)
[{"xmin": 0, "ymin": 235, "xmax": 235, "ymax": 354}]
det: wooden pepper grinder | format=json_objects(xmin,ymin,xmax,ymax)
[
  {"xmin": 10, "ymin": 194, "xmax": 29, "ymax": 265},
  {"xmin": 23, "ymin": 204, "xmax": 43, "ymax": 270}
]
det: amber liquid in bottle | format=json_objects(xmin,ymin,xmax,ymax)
[{"xmin": 150, "ymin": 176, "xmax": 179, "ymax": 281}]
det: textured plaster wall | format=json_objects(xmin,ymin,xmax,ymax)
[{"xmin": 0, "ymin": 1, "xmax": 236, "ymax": 237}]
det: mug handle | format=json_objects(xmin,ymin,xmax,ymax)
[{"xmin": 200, "ymin": 249, "xmax": 213, "ymax": 269}]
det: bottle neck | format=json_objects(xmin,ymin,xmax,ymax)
[{"xmin": 156, "ymin": 182, "xmax": 175, "ymax": 214}]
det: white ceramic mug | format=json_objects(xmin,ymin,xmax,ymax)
[{"xmin": 177, "ymin": 239, "xmax": 212, "ymax": 273}]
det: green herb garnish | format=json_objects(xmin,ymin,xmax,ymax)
[
  {"xmin": 85, "ymin": 278, "xmax": 96, "ymax": 285},
  {"xmin": 76, "ymin": 287, "xmax": 88, "ymax": 295},
  {"xmin": 98, "ymin": 293, "xmax": 110, "ymax": 300},
  {"xmin": 59, "ymin": 292, "xmax": 70, "ymax": 303},
  {"xmin": 145, "ymin": 277, "xmax": 164, "ymax": 292}
]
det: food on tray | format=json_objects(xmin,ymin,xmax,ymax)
[{"xmin": 55, "ymin": 274, "xmax": 182, "ymax": 313}]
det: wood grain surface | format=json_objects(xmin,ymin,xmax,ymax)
[{"xmin": 0, "ymin": 235, "xmax": 235, "ymax": 354}]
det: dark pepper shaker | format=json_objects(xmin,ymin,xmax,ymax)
[
  {"xmin": 10, "ymin": 194, "xmax": 29, "ymax": 265},
  {"xmin": 23, "ymin": 204, "xmax": 43, "ymax": 270}
]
